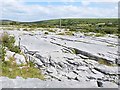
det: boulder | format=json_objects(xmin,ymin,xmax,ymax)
[
  {"xmin": 5, "ymin": 51, "xmax": 15, "ymax": 61},
  {"xmin": 14, "ymin": 54, "xmax": 27, "ymax": 65},
  {"xmin": 6, "ymin": 51, "xmax": 15, "ymax": 57}
]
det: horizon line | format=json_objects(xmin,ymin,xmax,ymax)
[{"xmin": 0, "ymin": 17, "xmax": 118, "ymax": 23}]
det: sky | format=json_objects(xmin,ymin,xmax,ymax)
[{"xmin": 0, "ymin": 0, "xmax": 119, "ymax": 22}]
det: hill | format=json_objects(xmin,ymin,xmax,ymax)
[{"xmin": 0, "ymin": 18, "xmax": 118, "ymax": 35}]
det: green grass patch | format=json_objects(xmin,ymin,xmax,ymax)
[
  {"xmin": 98, "ymin": 59, "xmax": 113, "ymax": 66},
  {"xmin": 0, "ymin": 57, "xmax": 44, "ymax": 80},
  {"xmin": 71, "ymin": 48, "xmax": 77, "ymax": 54},
  {"xmin": 94, "ymin": 33, "xmax": 105, "ymax": 37}
]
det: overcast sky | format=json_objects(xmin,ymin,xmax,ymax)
[{"xmin": 0, "ymin": 0, "xmax": 119, "ymax": 22}]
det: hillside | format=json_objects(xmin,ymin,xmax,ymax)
[
  {"xmin": 0, "ymin": 18, "xmax": 118, "ymax": 25},
  {"xmin": 0, "ymin": 18, "xmax": 118, "ymax": 35}
]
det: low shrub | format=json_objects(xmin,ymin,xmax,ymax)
[{"xmin": 1, "ymin": 32, "xmax": 21, "ymax": 54}]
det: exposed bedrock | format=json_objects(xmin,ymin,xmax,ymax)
[
  {"xmin": 22, "ymin": 45, "xmax": 118, "ymax": 87},
  {"xmin": 2, "ymin": 30, "xmax": 119, "ymax": 88}
]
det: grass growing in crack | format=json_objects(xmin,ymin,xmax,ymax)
[
  {"xmin": 107, "ymin": 44, "xmax": 115, "ymax": 47},
  {"xmin": 71, "ymin": 48, "xmax": 77, "ymax": 54},
  {"xmin": 98, "ymin": 59, "xmax": 113, "ymax": 66}
]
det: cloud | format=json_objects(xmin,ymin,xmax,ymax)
[
  {"xmin": 81, "ymin": 0, "xmax": 119, "ymax": 6},
  {"xmin": 25, "ymin": 0, "xmax": 120, "ymax": 3},
  {"xmin": 81, "ymin": 0, "xmax": 119, "ymax": 3},
  {"xmin": 81, "ymin": 1, "xmax": 91, "ymax": 6},
  {"xmin": 0, "ymin": 0, "xmax": 118, "ymax": 21}
]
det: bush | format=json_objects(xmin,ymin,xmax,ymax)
[
  {"xmin": 1, "ymin": 32, "xmax": 10, "ymax": 45},
  {"xmin": 1, "ymin": 32, "xmax": 15, "ymax": 47},
  {"xmin": 9, "ymin": 46, "xmax": 21, "ymax": 53},
  {"xmin": 1, "ymin": 32, "xmax": 21, "ymax": 54}
]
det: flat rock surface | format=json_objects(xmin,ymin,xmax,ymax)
[
  {"xmin": 1, "ymin": 76, "xmax": 117, "ymax": 88},
  {"xmin": 0, "ymin": 30, "xmax": 119, "ymax": 88}
]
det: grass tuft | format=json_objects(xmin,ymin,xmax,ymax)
[{"xmin": 98, "ymin": 59, "xmax": 113, "ymax": 66}]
